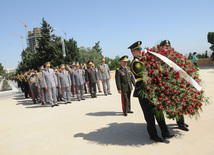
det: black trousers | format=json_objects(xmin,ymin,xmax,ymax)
[
  {"xmin": 121, "ymin": 90, "xmax": 131, "ymax": 114},
  {"xmin": 138, "ymin": 97, "xmax": 169, "ymax": 138},
  {"xmin": 176, "ymin": 115, "xmax": 185, "ymax": 125},
  {"xmin": 89, "ymin": 82, "xmax": 96, "ymax": 97}
]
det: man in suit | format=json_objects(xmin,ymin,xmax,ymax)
[
  {"xmin": 43, "ymin": 62, "xmax": 59, "ymax": 107},
  {"xmin": 115, "ymin": 55, "xmax": 135, "ymax": 116},
  {"xmin": 98, "ymin": 58, "xmax": 112, "ymax": 96},
  {"xmin": 129, "ymin": 41, "xmax": 174, "ymax": 142},
  {"xmin": 72, "ymin": 62, "xmax": 85, "ymax": 101},
  {"xmin": 35, "ymin": 65, "xmax": 48, "ymax": 105},
  {"xmin": 86, "ymin": 61, "xmax": 98, "ymax": 98},
  {"xmin": 58, "ymin": 64, "xmax": 72, "ymax": 104}
]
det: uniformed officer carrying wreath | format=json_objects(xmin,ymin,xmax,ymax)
[
  {"xmin": 115, "ymin": 55, "xmax": 135, "ymax": 116},
  {"xmin": 129, "ymin": 41, "xmax": 174, "ymax": 142}
]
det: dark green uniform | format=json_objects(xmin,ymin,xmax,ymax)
[
  {"xmin": 85, "ymin": 68, "xmax": 97, "ymax": 98},
  {"xmin": 115, "ymin": 66, "xmax": 135, "ymax": 115}
]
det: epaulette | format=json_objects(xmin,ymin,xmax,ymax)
[
  {"xmin": 134, "ymin": 58, "xmax": 139, "ymax": 61},
  {"xmin": 117, "ymin": 68, "xmax": 119, "ymax": 70}
]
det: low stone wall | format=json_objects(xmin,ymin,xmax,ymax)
[{"xmin": 198, "ymin": 58, "xmax": 214, "ymax": 67}]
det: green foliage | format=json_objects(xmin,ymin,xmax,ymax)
[
  {"xmin": 208, "ymin": 32, "xmax": 214, "ymax": 44},
  {"xmin": 79, "ymin": 46, "xmax": 103, "ymax": 67},
  {"xmin": 0, "ymin": 62, "xmax": 4, "ymax": 76},
  {"xmin": 188, "ymin": 52, "xmax": 193, "ymax": 60}
]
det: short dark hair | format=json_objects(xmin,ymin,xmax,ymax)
[{"xmin": 193, "ymin": 52, "xmax": 197, "ymax": 55}]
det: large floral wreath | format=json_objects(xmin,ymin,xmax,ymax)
[{"xmin": 138, "ymin": 45, "xmax": 209, "ymax": 119}]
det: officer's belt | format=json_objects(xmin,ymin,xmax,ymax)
[{"xmin": 136, "ymin": 78, "xmax": 143, "ymax": 82}]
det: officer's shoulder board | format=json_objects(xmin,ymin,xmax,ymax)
[{"xmin": 116, "ymin": 67, "xmax": 120, "ymax": 70}]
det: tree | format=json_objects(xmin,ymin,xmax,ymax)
[
  {"xmin": 188, "ymin": 52, "xmax": 193, "ymax": 60},
  {"xmin": 92, "ymin": 41, "xmax": 102, "ymax": 54},
  {"xmin": 208, "ymin": 32, "xmax": 214, "ymax": 52},
  {"xmin": 0, "ymin": 62, "xmax": 4, "ymax": 76}
]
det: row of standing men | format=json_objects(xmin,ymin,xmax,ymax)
[{"xmin": 16, "ymin": 58, "xmax": 112, "ymax": 107}]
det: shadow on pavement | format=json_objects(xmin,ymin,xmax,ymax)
[
  {"xmin": 74, "ymin": 122, "xmax": 182, "ymax": 146},
  {"xmin": 86, "ymin": 111, "xmax": 123, "ymax": 116}
]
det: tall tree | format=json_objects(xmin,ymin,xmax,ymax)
[
  {"xmin": 92, "ymin": 41, "xmax": 102, "ymax": 54},
  {"xmin": 0, "ymin": 62, "xmax": 4, "ymax": 76},
  {"xmin": 208, "ymin": 32, "xmax": 214, "ymax": 52}
]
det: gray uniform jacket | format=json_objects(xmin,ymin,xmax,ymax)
[
  {"xmin": 35, "ymin": 72, "xmax": 47, "ymax": 88},
  {"xmin": 43, "ymin": 68, "xmax": 58, "ymax": 88},
  {"xmin": 72, "ymin": 69, "xmax": 85, "ymax": 86},
  {"xmin": 58, "ymin": 71, "xmax": 71, "ymax": 88},
  {"xmin": 98, "ymin": 64, "xmax": 111, "ymax": 80}
]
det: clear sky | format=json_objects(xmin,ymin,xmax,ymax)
[{"xmin": 0, "ymin": 0, "xmax": 214, "ymax": 69}]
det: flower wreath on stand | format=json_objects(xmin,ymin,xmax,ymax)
[{"xmin": 137, "ymin": 44, "xmax": 209, "ymax": 120}]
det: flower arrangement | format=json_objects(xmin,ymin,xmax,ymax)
[{"xmin": 138, "ymin": 45, "xmax": 209, "ymax": 119}]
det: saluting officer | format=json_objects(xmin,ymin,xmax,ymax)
[
  {"xmin": 86, "ymin": 61, "xmax": 98, "ymax": 98},
  {"xmin": 72, "ymin": 62, "xmax": 85, "ymax": 101},
  {"xmin": 43, "ymin": 62, "xmax": 59, "ymax": 107},
  {"xmin": 58, "ymin": 64, "xmax": 72, "ymax": 104},
  {"xmin": 98, "ymin": 58, "xmax": 112, "ymax": 95},
  {"xmin": 115, "ymin": 55, "xmax": 135, "ymax": 116},
  {"xmin": 129, "ymin": 41, "xmax": 174, "ymax": 142}
]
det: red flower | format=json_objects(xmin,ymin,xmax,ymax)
[
  {"xmin": 160, "ymin": 94, "xmax": 164, "ymax": 97},
  {"xmin": 173, "ymin": 90, "xmax": 177, "ymax": 94},
  {"xmin": 177, "ymin": 98, "xmax": 180, "ymax": 102},
  {"xmin": 165, "ymin": 97, "xmax": 168, "ymax": 101},
  {"xmin": 172, "ymin": 96, "xmax": 175, "ymax": 100},
  {"xmin": 173, "ymin": 82, "xmax": 176, "ymax": 85},
  {"xmin": 158, "ymin": 98, "xmax": 162, "ymax": 101}
]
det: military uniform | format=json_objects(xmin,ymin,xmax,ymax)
[
  {"xmin": 43, "ymin": 62, "xmax": 59, "ymax": 107},
  {"xmin": 35, "ymin": 66, "xmax": 48, "ymax": 104},
  {"xmin": 70, "ymin": 62, "xmax": 76, "ymax": 97},
  {"xmin": 129, "ymin": 41, "xmax": 174, "ymax": 142},
  {"xmin": 22, "ymin": 73, "xmax": 30, "ymax": 98},
  {"xmin": 27, "ymin": 70, "xmax": 38, "ymax": 104},
  {"xmin": 58, "ymin": 64, "xmax": 71, "ymax": 104},
  {"xmin": 86, "ymin": 61, "xmax": 98, "ymax": 98},
  {"xmin": 98, "ymin": 58, "xmax": 111, "ymax": 95},
  {"xmin": 115, "ymin": 56, "xmax": 135, "ymax": 116},
  {"xmin": 72, "ymin": 63, "xmax": 85, "ymax": 101}
]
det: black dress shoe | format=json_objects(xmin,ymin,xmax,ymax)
[
  {"xmin": 105, "ymin": 94, "xmax": 107, "ymax": 96},
  {"xmin": 41, "ymin": 102, "xmax": 44, "ymax": 105},
  {"xmin": 178, "ymin": 124, "xmax": 189, "ymax": 131},
  {"xmin": 91, "ymin": 95, "xmax": 94, "ymax": 98},
  {"xmin": 151, "ymin": 136, "xmax": 164, "ymax": 142},
  {"xmin": 78, "ymin": 99, "xmax": 81, "ymax": 101},
  {"xmin": 185, "ymin": 123, "xmax": 189, "ymax": 127},
  {"xmin": 51, "ymin": 105, "xmax": 54, "ymax": 107},
  {"xmin": 54, "ymin": 104, "xmax": 59, "ymax": 106},
  {"xmin": 124, "ymin": 113, "xmax": 127, "ymax": 116},
  {"xmin": 108, "ymin": 93, "xmax": 112, "ymax": 95},
  {"xmin": 127, "ymin": 111, "xmax": 133, "ymax": 113},
  {"xmin": 162, "ymin": 133, "xmax": 175, "ymax": 139},
  {"xmin": 81, "ymin": 98, "xmax": 85, "ymax": 100},
  {"xmin": 94, "ymin": 95, "xmax": 97, "ymax": 98},
  {"xmin": 67, "ymin": 102, "xmax": 71, "ymax": 103},
  {"xmin": 33, "ymin": 101, "xmax": 36, "ymax": 104},
  {"xmin": 99, "ymin": 91, "xmax": 102, "ymax": 93}
]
